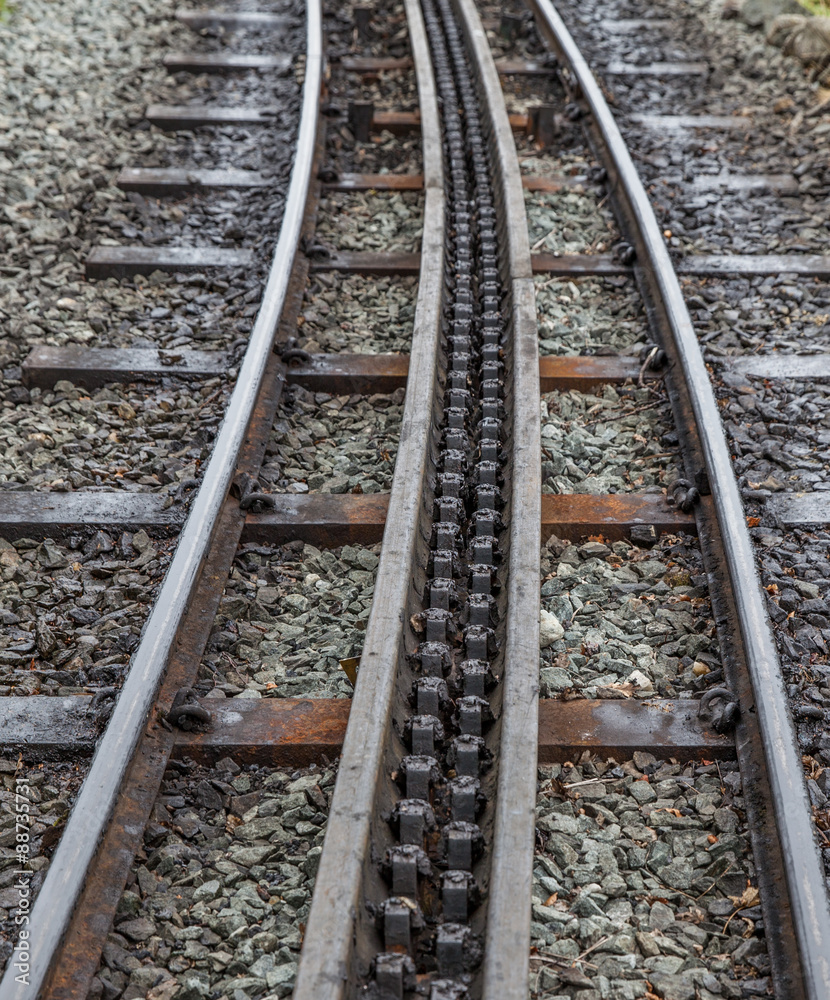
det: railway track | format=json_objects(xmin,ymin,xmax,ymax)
[{"xmin": 1, "ymin": 0, "xmax": 830, "ymax": 998}]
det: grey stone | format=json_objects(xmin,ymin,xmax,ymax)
[
  {"xmin": 713, "ymin": 807, "xmax": 739, "ymax": 833},
  {"xmin": 230, "ymin": 846, "xmax": 278, "ymax": 867},
  {"xmin": 647, "ymin": 842, "xmax": 672, "ymax": 870},
  {"xmin": 117, "ymin": 918, "xmax": 155, "ymax": 942},
  {"xmin": 540, "ymin": 666, "xmax": 572, "ymax": 692},
  {"xmin": 235, "ymin": 817, "xmax": 290, "ymax": 842},
  {"xmin": 192, "ymin": 879, "xmax": 222, "ymax": 903},
  {"xmin": 707, "ymin": 898, "xmax": 735, "ymax": 917},
  {"xmin": 115, "ymin": 891, "xmax": 142, "ymax": 920},
  {"xmin": 635, "ymin": 930, "xmax": 661, "ymax": 957},
  {"xmin": 649, "ymin": 901, "xmax": 676, "ymax": 931},
  {"xmin": 629, "ymin": 781, "xmax": 657, "ymax": 805},
  {"xmin": 658, "ymin": 859, "xmax": 694, "ymax": 889},
  {"xmin": 539, "ymin": 813, "xmax": 580, "ymax": 836},
  {"xmin": 601, "ymin": 873, "xmax": 627, "ymax": 898},
  {"xmin": 741, "ymin": 0, "xmax": 802, "ymax": 28},
  {"xmin": 648, "ymin": 972, "xmax": 697, "ymax": 1000},
  {"xmin": 267, "ymin": 963, "xmax": 298, "ymax": 987}
]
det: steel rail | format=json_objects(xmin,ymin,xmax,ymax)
[
  {"xmin": 451, "ymin": 0, "xmax": 541, "ymax": 997},
  {"xmin": 292, "ymin": 0, "xmax": 446, "ymax": 992},
  {"xmin": 524, "ymin": 2, "xmax": 830, "ymax": 995},
  {"xmin": 0, "ymin": 3, "xmax": 323, "ymax": 996}
]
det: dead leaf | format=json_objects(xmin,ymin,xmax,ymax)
[
  {"xmin": 773, "ymin": 96, "xmax": 795, "ymax": 113},
  {"xmin": 339, "ymin": 657, "xmax": 359, "ymax": 686},
  {"xmin": 731, "ymin": 885, "xmax": 760, "ymax": 909}
]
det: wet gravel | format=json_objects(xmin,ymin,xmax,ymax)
[
  {"xmin": 517, "ymin": 143, "xmax": 600, "ymax": 182},
  {"xmin": 198, "ymin": 541, "xmax": 379, "ymax": 700},
  {"xmin": 685, "ymin": 275, "xmax": 830, "ymax": 356},
  {"xmin": 745, "ymin": 525, "xmax": 830, "ymax": 737},
  {"xmin": 499, "ymin": 71, "xmax": 561, "ymax": 117},
  {"xmin": 656, "ymin": 173, "xmax": 830, "ymax": 258},
  {"xmin": 262, "ymin": 384, "xmax": 403, "ymax": 494},
  {"xmin": 532, "ymin": 756, "xmax": 771, "ymax": 999},
  {"xmin": 326, "ymin": 125, "xmax": 423, "ymax": 177},
  {"xmin": 541, "ymin": 385, "xmax": 680, "ymax": 495},
  {"xmin": 540, "ymin": 533, "xmax": 720, "ymax": 700},
  {"xmin": 324, "ymin": 0, "xmax": 423, "ymax": 174},
  {"xmin": 327, "ymin": 0, "xmax": 411, "ymax": 60},
  {"xmin": 0, "ymin": 271, "xmax": 259, "ymax": 355},
  {"xmin": 0, "ymin": 758, "xmax": 85, "ymax": 968},
  {"xmin": 718, "ymin": 370, "xmax": 830, "ymax": 494},
  {"xmin": 297, "ymin": 274, "xmax": 417, "ymax": 354},
  {"xmin": 540, "ymin": 0, "xmax": 830, "ymax": 904},
  {"xmin": 0, "ymin": 0, "xmax": 307, "ymax": 738},
  {"xmin": 341, "ymin": 65, "xmax": 418, "ymax": 113},
  {"xmin": 0, "ymin": 377, "xmax": 227, "ymax": 494},
  {"xmin": 92, "ymin": 758, "xmax": 334, "ymax": 1000},
  {"xmin": 553, "ymin": 0, "xmax": 830, "ymax": 259},
  {"xmin": 0, "ymin": 531, "xmax": 172, "ymax": 696},
  {"xmin": 0, "ymin": 0, "xmax": 304, "ymax": 376},
  {"xmin": 535, "ymin": 276, "xmax": 650, "ymax": 357}
]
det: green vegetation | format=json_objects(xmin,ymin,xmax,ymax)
[{"xmin": 798, "ymin": 0, "xmax": 830, "ymax": 14}]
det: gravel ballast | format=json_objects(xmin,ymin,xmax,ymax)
[
  {"xmin": 541, "ymin": 386, "xmax": 680, "ymax": 495},
  {"xmin": 0, "ymin": 377, "xmax": 227, "ymax": 494},
  {"xmin": 718, "ymin": 370, "xmax": 830, "ymax": 494},
  {"xmin": 314, "ymin": 190, "xmax": 424, "ymax": 253},
  {"xmin": 527, "ymin": 190, "xmax": 620, "ymax": 257},
  {"xmin": 92, "ymin": 758, "xmax": 334, "ymax": 1000},
  {"xmin": 0, "ymin": 0, "xmax": 303, "ymax": 372},
  {"xmin": 263, "ymin": 385, "xmax": 403, "ymax": 494},
  {"xmin": 536, "ymin": 277, "xmax": 650, "ymax": 358},
  {"xmin": 0, "ymin": 531, "xmax": 172, "ymax": 696},
  {"xmin": 551, "ymin": 0, "xmax": 829, "ymax": 259},
  {"xmin": 540, "ymin": 533, "xmax": 720, "ymax": 700},
  {"xmin": 0, "ymin": 758, "xmax": 85, "ymax": 970},
  {"xmin": 324, "ymin": 0, "xmax": 422, "ymax": 174},
  {"xmin": 532, "ymin": 756, "xmax": 770, "ymax": 999},
  {"xmin": 685, "ymin": 276, "xmax": 830, "ymax": 356},
  {"xmin": 199, "ymin": 541, "xmax": 379, "ymax": 700},
  {"xmin": 297, "ymin": 274, "xmax": 417, "ymax": 354},
  {"xmin": 544, "ymin": 0, "xmax": 830, "ymax": 900}
]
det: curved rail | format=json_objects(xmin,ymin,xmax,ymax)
[
  {"xmin": 524, "ymin": 1, "xmax": 830, "ymax": 995},
  {"xmin": 292, "ymin": 0, "xmax": 446, "ymax": 992},
  {"xmin": 452, "ymin": 0, "xmax": 541, "ymax": 997},
  {"xmin": 0, "ymin": 4, "xmax": 323, "ymax": 996}
]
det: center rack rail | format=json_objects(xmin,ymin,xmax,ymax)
[{"xmin": 293, "ymin": 0, "xmax": 540, "ymax": 995}]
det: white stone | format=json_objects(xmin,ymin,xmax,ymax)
[
  {"xmin": 540, "ymin": 609, "xmax": 565, "ymax": 648},
  {"xmin": 627, "ymin": 669, "xmax": 654, "ymax": 691}
]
